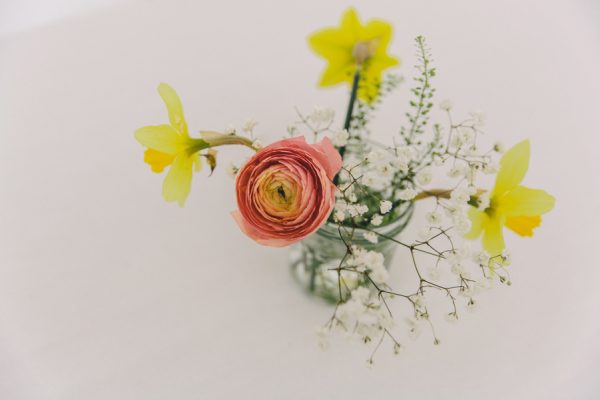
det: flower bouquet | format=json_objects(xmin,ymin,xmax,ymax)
[{"xmin": 133, "ymin": 8, "xmax": 555, "ymax": 361}]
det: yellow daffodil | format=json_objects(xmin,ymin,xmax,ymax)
[
  {"xmin": 308, "ymin": 8, "xmax": 399, "ymax": 102},
  {"xmin": 134, "ymin": 83, "xmax": 204, "ymax": 207},
  {"xmin": 465, "ymin": 140, "xmax": 555, "ymax": 255}
]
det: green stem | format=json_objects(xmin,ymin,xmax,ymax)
[{"xmin": 333, "ymin": 70, "xmax": 361, "ymax": 185}]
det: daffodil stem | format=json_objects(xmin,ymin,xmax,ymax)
[
  {"xmin": 334, "ymin": 70, "xmax": 361, "ymax": 185},
  {"xmin": 200, "ymin": 132, "xmax": 257, "ymax": 151}
]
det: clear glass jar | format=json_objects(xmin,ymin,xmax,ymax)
[{"xmin": 289, "ymin": 200, "xmax": 414, "ymax": 302}]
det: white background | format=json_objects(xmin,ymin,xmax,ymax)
[{"xmin": 1, "ymin": 0, "xmax": 599, "ymax": 399}]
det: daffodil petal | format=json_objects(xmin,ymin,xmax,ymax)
[
  {"xmin": 359, "ymin": 55, "xmax": 399, "ymax": 102},
  {"xmin": 157, "ymin": 83, "xmax": 188, "ymax": 136},
  {"xmin": 162, "ymin": 154, "xmax": 194, "ymax": 207},
  {"xmin": 340, "ymin": 8, "xmax": 361, "ymax": 39},
  {"xmin": 320, "ymin": 61, "xmax": 355, "ymax": 87},
  {"xmin": 498, "ymin": 185, "xmax": 555, "ymax": 216},
  {"xmin": 464, "ymin": 207, "xmax": 486, "ymax": 239},
  {"xmin": 493, "ymin": 140, "xmax": 530, "ymax": 197},
  {"xmin": 144, "ymin": 149, "xmax": 176, "ymax": 173},
  {"xmin": 505, "ymin": 216, "xmax": 542, "ymax": 237},
  {"xmin": 134, "ymin": 124, "xmax": 182, "ymax": 154},
  {"xmin": 482, "ymin": 216, "xmax": 506, "ymax": 256},
  {"xmin": 362, "ymin": 19, "xmax": 393, "ymax": 48}
]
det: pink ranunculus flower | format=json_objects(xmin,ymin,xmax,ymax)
[{"xmin": 232, "ymin": 136, "xmax": 343, "ymax": 247}]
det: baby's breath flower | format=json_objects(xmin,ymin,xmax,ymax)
[
  {"xmin": 309, "ymin": 106, "xmax": 335, "ymax": 125},
  {"xmin": 363, "ymin": 231, "xmax": 378, "ymax": 244},
  {"xmin": 474, "ymin": 250, "xmax": 490, "ymax": 265},
  {"xmin": 466, "ymin": 298, "xmax": 477, "ymax": 312},
  {"xmin": 433, "ymin": 155, "xmax": 445, "ymax": 166},
  {"xmin": 334, "ymin": 209, "xmax": 346, "ymax": 222},
  {"xmin": 454, "ymin": 217, "xmax": 472, "ymax": 235},
  {"xmin": 469, "ymin": 111, "xmax": 486, "ymax": 128},
  {"xmin": 439, "ymin": 98, "xmax": 453, "ymax": 111},
  {"xmin": 427, "ymin": 266, "xmax": 441, "ymax": 281},
  {"xmin": 501, "ymin": 250, "xmax": 512, "ymax": 265},
  {"xmin": 370, "ymin": 214, "xmax": 383, "ymax": 226},
  {"xmin": 447, "ymin": 164, "xmax": 466, "ymax": 178},
  {"xmin": 477, "ymin": 191, "xmax": 491, "ymax": 210},
  {"xmin": 369, "ymin": 264, "xmax": 389, "ymax": 284},
  {"xmin": 379, "ymin": 200, "xmax": 393, "ymax": 214},
  {"xmin": 416, "ymin": 168, "xmax": 432, "ymax": 185},
  {"xmin": 287, "ymin": 125, "xmax": 298, "ymax": 136},
  {"xmin": 242, "ymin": 119, "xmax": 258, "ymax": 133},
  {"xmin": 332, "ymin": 129, "xmax": 350, "ymax": 147},
  {"xmin": 483, "ymin": 161, "xmax": 499, "ymax": 175},
  {"xmin": 224, "ymin": 124, "xmax": 236, "ymax": 135},
  {"xmin": 398, "ymin": 188, "xmax": 417, "ymax": 201},
  {"xmin": 426, "ymin": 211, "xmax": 442, "ymax": 225},
  {"xmin": 251, "ymin": 139, "xmax": 263, "ymax": 149},
  {"xmin": 315, "ymin": 326, "xmax": 330, "ymax": 349},
  {"xmin": 225, "ymin": 162, "xmax": 239, "ymax": 178},
  {"xmin": 493, "ymin": 141, "xmax": 504, "ymax": 153}
]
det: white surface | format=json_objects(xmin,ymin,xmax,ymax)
[{"xmin": 1, "ymin": 0, "xmax": 600, "ymax": 399}]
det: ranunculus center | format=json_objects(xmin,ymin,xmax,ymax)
[{"xmin": 257, "ymin": 170, "xmax": 299, "ymax": 214}]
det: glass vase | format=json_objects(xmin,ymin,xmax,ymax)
[{"xmin": 289, "ymin": 200, "xmax": 414, "ymax": 302}]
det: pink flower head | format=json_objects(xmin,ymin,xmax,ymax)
[{"xmin": 232, "ymin": 136, "xmax": 342, "ymax": 247}]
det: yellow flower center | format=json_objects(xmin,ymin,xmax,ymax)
[{"xmin": 257, "ymin": 169, "xmax": 300, "ymax": 217}]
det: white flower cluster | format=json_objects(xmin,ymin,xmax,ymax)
[
  {"xmin": 346, "ymin": 246, "xmax": 389, "ymax": 285},
  {"xmin": 334, "ymin": 286, "xmax": 393, "ymax": 342},
  {"xmin": 308, "ymin": 106, "xmax": 335, "ymax": 126}
]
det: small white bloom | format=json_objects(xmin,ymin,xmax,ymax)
[
  {"xmin": 447, "ymin": 164, "xmax": 466, "ymax": 178},
  {"xmin": 287, "ymin": 125, "xmax": 298, "ymax": 136},
  {"xmin": 427, "ymin": 267, "xmax": 441, "ymax": 281},
  {"xmin": 493, "ymin": 141, "xmax": 504, "ymax": 153},
  {"xmin": 433, "ymin": 155, "xmax": 445, "ymax": 166},
  {"xmin": 334, "ymin": 209, "xmax": 346, "ymax": 222},
  {"xmin": 241, "ymin": 119, "xmax": 258, "ymax": 133},
  {"xmin": 466, "ymin": 298, "xmax": 477, "ymax": 312},
  {"xmin": 315, "ymin": 326, "xmax": 330, "ymax": 349},
  {"xmin": 224, "ymin": 124, "xmax": 236, "ymax": 135},
  {"xmin": 379, "ymin": 200, "xmax": 393, "ymax": 214},
  {"xmin": 454, "ymin": 217, "xmax": 472, "ymax": 235},
  {"xmin": 332, "ymin": 129, "xmax": 350, "ymax": 147},
  {"xmin": 416, "ymin": 168, "xmax": 432, "ymax": 186},
  {"xmin": 483, "ymin": 161, "xmax": 499, "ymax": 175},
  {"xmin": 426, "ymin": 211, "xmax": 442, "ymax": 226},
  {"xmin": 364, "ymin": 251, "xmax": 385, "ymax": 269},
  {"xmin": 477, "ymin": 191, "xmax": 490, "ymax": 210},
  {"xmin": 398, "ymin": 188, "xmax": 417, "ymax": 201},
  {"xmin": 410, "ymin": 294, "xmax": 426, "ymax": 309},
  {"xmin": 252, "ymin": 139, "xmax": 263, "ymax": 149},
  {"xmin": 363, "ymin": 231, "xmax": 378, "ymax": 244},
  {"xmin": 351, "ymin": 287, "xmax": 371, "ymax": 303},
  {"xmin": 439, "ymin": 99, "xmax": 453, "ymax": 111},
  {"xmin": 406, "ymin": 318, "xmax": 422, "ymax": 340},
  {"xmin": 369, "ymin": 264, "xmax": 389, "ymax": 284},
  {"xmin": 309, "ymin": 106, "xmax": 335, "ymax": 124},
  {"xmin": 469, "ymin": 112, "xmax": 486, "ymax": 128},
  {"xmin": 225, "ymin": 162, "xmax": 238, "ymax": 178},
  {"xmin": 501, "ymin": 250, "xmax": 512, "ymax": 265},
  {"xmin": 450, "ymin": 185, "xmax": 476, "ymax": 205},
  {"xmin": 370, "ymin": 214, "xmax": 383, "ymax": 226},
  {"xmin": 445, "ymin": 312, "xmax": 459, "ymax": 324},
  {"xmin": 418, "ymin": 227, "xmax": 434, "ymax": 240},
  {"xmin": 474, "ymin": 251, "xmax": 490, "ymax": 265}
]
